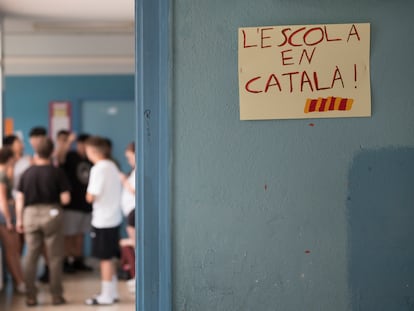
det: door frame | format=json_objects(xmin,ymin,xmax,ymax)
[{"xmin": 135, "ymin": 0, "xmax": 171, "ymax": 310}]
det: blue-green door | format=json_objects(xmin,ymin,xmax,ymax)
[{"xmin": 81, "ymin": 100, "xmax": 135, "ymax": 173}]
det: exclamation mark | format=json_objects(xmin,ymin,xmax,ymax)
[{"xmin": 354, "ymin": 64, "xmax": 357, "ymax": 88}]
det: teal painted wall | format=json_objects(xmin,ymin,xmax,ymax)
[
  {"xmin": 4, "ymin": 75, "xmax": 134, "ymax": 155},
  {"xmin": 172, "ymin": 1, "xmax": 414, "ymax": 310}
]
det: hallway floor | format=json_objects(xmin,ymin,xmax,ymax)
[{"xmin": 0, "ymin": 259, "xmax": 136, "ymax": 310}]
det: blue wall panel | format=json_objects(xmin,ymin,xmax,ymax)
[
  {"xmin": 4, "ymin": 75, "xmax": 134, "ymax": 154},
  {"xmin": 172, "ymin": 1, "xmax": 414, "ymax": 310},
  {"xmin": 348, "ymin": 148, "xmax": 414, "ymax": 311}
]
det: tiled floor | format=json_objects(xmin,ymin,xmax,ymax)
[{"xmin": 0, "ymin": 259, "xmax": 136, "ymax": 310}]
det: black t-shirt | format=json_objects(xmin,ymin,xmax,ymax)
[
  {"xmin": 60, "ymin": 151, "xmax": 92, "ymax": 213},
  {"xmin": 18, "ymin": 164, "xmax": 71, "ymax": 206}
]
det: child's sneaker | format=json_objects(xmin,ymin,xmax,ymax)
[
  {"xmin": 85, "ymin": 295, "xmax": 113, "ymax": 306},
  {"xmin": 15, "ymin": 282, "xmax": 27, "ymax": 294},
  {"xmin": 127, "ymin": 278, "xmax": 135, "ymax": 294}
]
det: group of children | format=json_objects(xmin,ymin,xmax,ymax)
[{"xmin": 0, "ymin": 126, "xmax": 136, "ymax": 307}]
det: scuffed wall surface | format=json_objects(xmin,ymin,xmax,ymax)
[{"xmin": 172, "ymin": 1, "xmax": 414, "ymax": 310}]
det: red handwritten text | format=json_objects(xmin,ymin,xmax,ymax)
[
  {"xmin": 245, "ymin": 66, "xmax": 345, "ymax": 94},
  {"xmin": 242, "ymin": 24, "xmax": 360, "ymax": 49}
]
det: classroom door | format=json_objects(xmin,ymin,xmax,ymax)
[{"xmin": 81, "ymin": 100, "xmax": 135, "ymax": 173}]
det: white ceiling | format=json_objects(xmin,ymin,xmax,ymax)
[
  {"xmin": 0, "ymin": 0, "xmax": 135, "ymax": 75},
  {"xmin": 0, "ymin": 0, "xmax": 134, "ymax": 22}
]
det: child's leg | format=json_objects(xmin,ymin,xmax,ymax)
[
  {"xmin": 100, "ymin": 259, "xmax": 113, "ymax": 281},
  {"xmin": 24, "ymin": 230, "xmax": 44, "ymax": 299},
  {"xmin": 86, "ymin": 255, "xmax": 114, "ymax": 303},
  {"xmin": 96, "ymin": 259, "xmax": 118, "ymax": 304},
  {"xmin": 0, "ymin": 227, "xmax": 25, "ymax": 287},
  {"xmin": 90, "ymin": 259, "xmax": 114, "ymax": 304},
  {"xmin": 102, "ymin": 259, "xmax": 119, "ymax": 301},
  {"xmin": 85, "ymin": 259, "xmax": 117, "ymax": 305},
  {"xmin": 85, "ymin": 226, "xmax": 120, "ymax": 305}
]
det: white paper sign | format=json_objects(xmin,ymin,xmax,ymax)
[{"xmin": 238, "ymin": 23, "xmax": 371, "ymax": 120}]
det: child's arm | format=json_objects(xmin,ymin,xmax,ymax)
[
  {"xmin": 86, "ymin": 165, "xmax": 103, "ymax": 203},
  {"xmin": 86, "ymin": 192, "xmax": 96, "ymax": 204},
  {"xmin": 60, "ymin": 191, "xmax": 71, "ymax": 205},
  {"xmin": 55, "ymin": 132, "xmax": 77, "ymax": 165},
  {"xmin": 0, "ymin": 183, "xmax": 12, "ymax": 230},
  {"xmin": 15, "ymin": 192, "xmax": 25, "ymax": 233},
  {"xmin": 120, "ymin": 173, "xmax": 135, "ymax": 195}
]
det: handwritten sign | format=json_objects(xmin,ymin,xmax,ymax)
[{"xmin": 238, "ymin": 23, "xmax": 371, "ymax": 120}]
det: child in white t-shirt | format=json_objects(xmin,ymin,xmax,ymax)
[
  {"xmin": 84, "ymin": 136, "xmax": 122, "ymax": 306},
  {"xmin": 119, "ymin": 142, "xmax": 136, "ymax": 293}
]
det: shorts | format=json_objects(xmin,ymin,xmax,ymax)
[
  {"xmin": 90, "ymin": 226, "xmax": 120, "ymax": 260},
  {"xmin": 63, "ymin": 210, "xmax": 92, "ymax": 236},
  {"xmin": 127, "ymin": 209, "xmax": 135, "ymax": 228}
]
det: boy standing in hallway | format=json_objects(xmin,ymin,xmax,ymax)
[
  {"xmin": 55, "ymin": 130, "xmax": 93, "ymax": 272},
  {"xmin": 84, "ymin": 136, "xmax": 122, "ymax": 306},
  {"xmin": 16, "ymin": 137, "xmax": 70, "ymax": 306},
  {"xmin": 28, "ymin": 126, "xmax": 51, "ymax": 283}
]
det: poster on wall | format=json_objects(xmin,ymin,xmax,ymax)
[
  {"xmin": 49, "ymin": 101, "xmax": 72, "ymax": 140},
  {"xmin": 4, "ymin": 118, "xmax": 14, "ymax": 136},
  {"xmin": 238, "ymin": 23, "xmax": 371, "ymax": 120}
]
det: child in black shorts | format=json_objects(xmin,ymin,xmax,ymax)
[{"xmin": 83, "ymin": 137, "xmax": 123, "ymax": 305}]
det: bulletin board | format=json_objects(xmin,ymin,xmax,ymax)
[
  {"xmin": 238, "ymin": 23, "xmax": 371, "ymax": 120},
  {"xmin": 49, "ymin": 101, "xmax": 72, "ymax": 139}
]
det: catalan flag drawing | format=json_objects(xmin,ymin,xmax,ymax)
[{"xmin": 304, "ymin": 97, "xmax": 354, "ymax": 113}]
